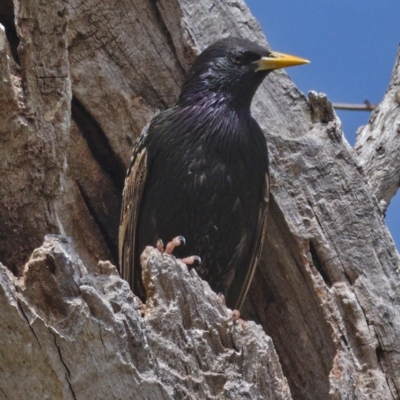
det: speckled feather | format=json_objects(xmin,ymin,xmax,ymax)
[{"xmin": 119, "ymin": 38, "xmax": 271, "ymax": 309}]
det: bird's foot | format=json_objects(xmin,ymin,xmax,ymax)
[
  {"xmin": 218, "ymin": 294, "xmax": 246, "ymax": 326},
  {"xmin": 157, "ymin": 236, "xmax": 185, "ymax": 254},
  {"xmin": 231, "ymin": 309, "xmax": 247, "ymax": 327},
  {"xmin": 157, "ymin": 236, "xmax": 201, "ymax": 266},
  {"xmin": 165, "ymin": 236, "xmax": 186, "ymax": 254},
  {"xmin": 156, "ymin": 239, "xmax": 165, "ymax": 253},
  {"xmin": 181, "ymin": 255, "xmax": 202, "ymax": 265},
  {"xmin": 232, "ymin": 309, "xmax": 241, "ymax": 322}
]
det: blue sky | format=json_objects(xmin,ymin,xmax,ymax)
[{"xmin": 246, "ymin": 0, "xmax": 400, "ymax": 249}]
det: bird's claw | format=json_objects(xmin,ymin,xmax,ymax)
[
  {"xmin": 165, "ymin": 235, "xmax": 186, "ymax": 254},
  {"xmin": 181, "ymin": 255, "xmax": 201, "ymax": 265},
  {"xmin": 231, "ymin": 309, "xmax": 247, "ymax": 327},
  {"xmin": 157, "ymin": 236, "xmax": 201, "ymax": 268},
  {"xmin": 157, "ymin": 236, "xmax": 186, "ymax": 254},
  {"xmin": 157, "ymin": 239, "xmax": 164, "ymax": 253},
  {"xmin": 231, "ymin": 309, "xmax": 241, "ymax": 322}
]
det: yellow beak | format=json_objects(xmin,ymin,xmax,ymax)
[{"xmin": 256, "ymin": 51, "xmax": 310, "ymax": 71}]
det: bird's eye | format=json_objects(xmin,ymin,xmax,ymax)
[{"xmin": 231, "ymin": 54, "xmax": 246, "ymax": 65}]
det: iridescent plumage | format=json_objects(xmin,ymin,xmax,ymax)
[{"xmin": 119, "ymin": 37, "xmax": 308, "ymax": 309}]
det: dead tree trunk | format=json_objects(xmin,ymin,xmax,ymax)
[{"xmin": 1, "ymin": 0, "xmax": 400, "ymax": 399}]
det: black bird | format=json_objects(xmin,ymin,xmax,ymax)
[{"xmin": 119, "ymin": 37, "xmax": 308, "ymax": 309}]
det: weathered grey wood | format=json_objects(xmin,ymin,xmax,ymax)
[
  {"xmin": 0, "ymin": 235, "xmax": 292, "ymax": 400},
  {"xmin": 0, "ymin": 0, "xmax": 71, "ymax": 271},
  {"xmin": 246, "ymin": 90, "xmax": 400, "ymax": 399},
  {"xmin": 355, "ymin": 48, "xmax": 400, "ymax": 212},
  {"xmin": 1, "ymin": 0, "xmax": 400, "ymax": 398}
]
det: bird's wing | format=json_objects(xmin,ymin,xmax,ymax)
[
  {"xmin": 230, "ymin": 171, "xmax": 270, "ymax": 310},
  {"xmin": 118, "ymin": 128, "xmax": 149, "ymax": 291}
]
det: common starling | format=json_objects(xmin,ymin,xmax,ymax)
[{"xmin": 119, "ymin": 37, "xmax": 309, "ymax": 309}]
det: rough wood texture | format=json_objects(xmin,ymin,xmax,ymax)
[
  {"xmin": 1, "ymin": 0, "xmax": 400, "ymax": 398},
  {"xmin": 245, "ymin": 90, "xmax": 400, "ymax": 399},
  {"xmin": 0, "ymin": 235, "xmax": 291, "ymax": 400},
  {"xmin": 355, "ymin": 49, "xmax": 400, "ymax": 212},
  {"xmin": 0, "ymin": 0, "xmax": 71, "ymax": 271}
]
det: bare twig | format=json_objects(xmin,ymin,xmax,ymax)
[{"xmin": 332, "ymin": 101, "xmax": 377, "ymax": 111}]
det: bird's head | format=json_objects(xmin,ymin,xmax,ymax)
[{"xmin": 179, "ymin": 37, "xmax": 309, "ymax": 110}]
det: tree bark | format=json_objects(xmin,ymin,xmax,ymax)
[
  {"xmin": 355, "ymin": 49, "xmax": 400, "ymax": 212},
  {"xmin": 1, "ymin": 0, "xmax": 400, "ymax": 399},
  {"xmin": 0, "ymin": 235, "xmax": 291, "ymax": 399}
]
